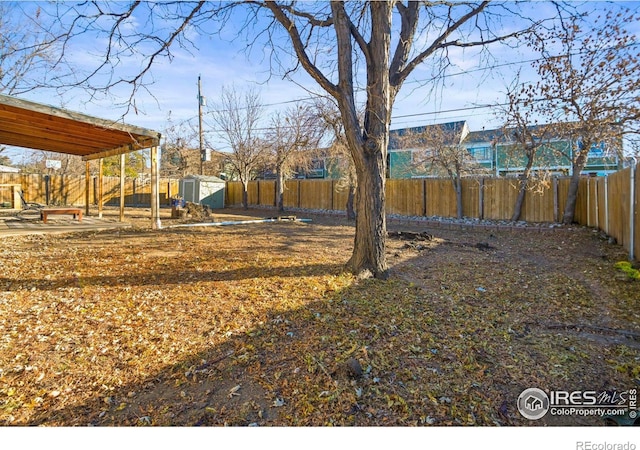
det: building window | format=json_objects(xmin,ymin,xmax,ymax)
[{"xmin": 468, "ymin": 146, "xmax": 492, "ymax": 161}]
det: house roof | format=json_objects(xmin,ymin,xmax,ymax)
[
  {"xmin": 0, "ymin": 164, "xmax": 19, "ymax": 173},
  {"xmin": 464, "ymin": 123, "xmax": 576, "ymax": 146},
  {"xmin": 464, "ymin": 128, "xmax": 505, "ymax": 145},
  {"xmin": 389, "ymin": 121, "xmax": 469, "ymax": 149},
  {"xmin": 0, "ymin": 94, "xmax": 161, "ymax": 161}
]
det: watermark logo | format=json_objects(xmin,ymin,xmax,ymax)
[
  {"xmin": 517, "ymin": 387, "xmax": 550, "ymax": 420},
  {"xmin": 517, "ymin": 387, "xmax": 637, "ymax": 421}
]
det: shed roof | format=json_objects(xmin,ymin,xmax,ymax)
[
  {"xmin": 0, "ymin": 94, "xmax": 161, "ymax": 160},
  {"xmin": 183, "ymin": 174, "xmax": 226, "ymax": 183}
]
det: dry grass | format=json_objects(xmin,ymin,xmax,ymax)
[{"xmin": 0, "ymin": 210, "xmax": 638, "ymax": 426}]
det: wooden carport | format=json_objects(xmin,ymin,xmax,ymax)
[{"xmin": 0, "ymin": 94, "xmax": 162, "ymax": 229}]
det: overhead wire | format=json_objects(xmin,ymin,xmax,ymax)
[{"xmin": 168, "ymin": 41, "xmax": 640, "ymax": 137}]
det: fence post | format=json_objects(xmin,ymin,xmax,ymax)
[
  {"xmin": 479, "ymin": 178, "xmax": 485, "ymax": 220},
  {"xmin": 132, "ymin": 178, "xmax": 137, "ymax": 206},
  {"xmin": 587, "ymin": 177, "xmax": 591, "ymax": 226},
  {"xmin": 604, "ymin": 175, "xmax": 609, "ymax": 235},
  {"xmin": 422, "ymin": 179, "xmax": 427, "ymax": 217},
  {"xmin": 630, "ymin": 159, "xmax": 637, "ymax": 260},
  {"xmin": 331, "ymin": 180, "xmax": 335, "ymax": 211},
  {"xmin": 553, "ymin": 177, "xmax": 559, "ymax": 223},
  {"xmin": 595, "ymin": 179, "xmax": 600, "ymax": 230}
]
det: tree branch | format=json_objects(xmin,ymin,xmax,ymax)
[
  {"xmin": 263, "ymin": 1, "xmax": 339, "ymax": 99},
  {"xmin": 389, "ymin": 1, "xmax": 419, "ymax": 89},
  {"xmin": 393, "ymin": 1, "xmax": 491, "ymax": 86},
  {"xmin": 279, "ymin": 4, "xmax": 333, "ymax": 27}
]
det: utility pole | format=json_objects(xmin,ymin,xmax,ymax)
[{"xmin": 198, "ymin": 75, "xmax": 205, "ymax": 175}]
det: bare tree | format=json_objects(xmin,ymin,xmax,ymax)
[
  {"xmin": 0, "ymin": 148, "xmax": 11, "ymax": 166},
  {"xmin": 161, "ymin": 138, "xmax": 191, "ymax": 178},
  {"xmin": 20, "ymin": 151, "xmax": 85, "ymax": 176},
  {"xmin": 402, "ymin": 123, "xmax": 475, "ymax": 219},
  {"xmin": 259, "ymin": 2, "xmax": 550, "ymax": 277},
  {"xmin": 160, "ymin": 115, "xmax": 200, "ymax": 178},
  {"xmin": 49, "ymin": 2, "xmax": 561, "ymax": 278},
  {"xmin": 0, "ymin": 3, "xmax": 60, "ymax": 166},
  {"xmin": 102, "ymin": 152, "xmax": 147, "ymax": 178},
  {"xmin": 210, "ymin": 86, "xmax": 267, "ymax": 209},
  {"xmin": 526, "ymin": 7, "xmax": 640, "ymax": 224},
  {"xmin": 266, "ymin": 105, "xmax": 323, "ymax": 212},
  {"xmin": 312, "ymin": 97, "xmax": 357, "ymax": 220},
  {"xmin": 0, "ymin": 3, "xmax": 58, "ymax": 95},
  {"xmin": 498, "ymin": 81, "xmax": 558, "ymax": 221}
]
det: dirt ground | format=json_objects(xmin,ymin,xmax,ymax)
[{"xmin": 0, "ymin": 207, "xmax": 638, "ymax": 426}]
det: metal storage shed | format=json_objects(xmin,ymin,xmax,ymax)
[{"xmin": 179, "ymin": 175, "xmax": 226, "ymax": 209}]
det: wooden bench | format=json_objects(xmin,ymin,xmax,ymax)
[{"xmin": 40, "ymin": 208, "xmax": 83, "ymax": 224}]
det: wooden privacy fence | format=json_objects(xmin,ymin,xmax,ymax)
[
  {"xmin": 2, "ymin": 168, "xmax": 637, "ymax": 260},
  {"xmin": 226, "ymin": 177, "xmax": 574, "ymax": 222},
  {"xmin": 228, "ymin": 167, "xmax": 639, "ymax": 260},
  {"xmin": 0, "ymin": 173, "xmax": 180, "ymax": 208},
  {"xmin": 576, "ymin": 167, "xmax": 639, "ymax": 261},
  {"xmin": 227, "ymin": 179, "xmax": 351, "ymax": 212}
]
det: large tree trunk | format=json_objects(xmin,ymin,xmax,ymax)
[
  {"xmin": 455, "ymin": 175, "xmax": 463, "ymax": 219},
  {"xmin": 327, "ymin": 2, "xmax": 393, "ymax": 278},
  {"xmin": 511, "ymin": 157, "xmax": 535, "ymax": 222},
  {"xmin": 346, "ymin": 148, "xmax": 388, "ymax": 279},
  {"xmin": 562, "ymin": 150, "xmax": 589, "ymax": 224},
  {"xmin": 276, "ymin": 167, "xmax": 285, "ymax": 212},
  {"xmin": 241, "ymin": 179, "xmax": 249, "ymax": 210},
  {"xmin": 511, "ymin": 177, "xmax": 528, "ymax": 222},
  {"xmin": 346, "ymin": 181, "xmax": 356, "ymax": 221}
]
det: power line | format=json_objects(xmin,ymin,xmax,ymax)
[
  {"xmin": 168, "ymin": 43, "xmax": 640, "ymax": 136},
  {"xmin": 195, "ymin": 41, "xmax": 640, "ymax": 118}
]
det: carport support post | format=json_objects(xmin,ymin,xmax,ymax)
[
  {"xmin": 151, "ymin": 145, "xmax": 161, "ymax": 230},
  {"xmin": 98, "ymin": 158, "xmax": 103, "ymax": 218},
  {"xmin": 85, "ymin": 161, "xmax": 90, "ymax": 217},
  {"xmin": 119, "ymin": 153, "xmax": 125, "ymax": 222}
]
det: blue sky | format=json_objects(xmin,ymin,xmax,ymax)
[{"xmin": 5, "ymin": 1, "xmax": 640, "ymax": 163}]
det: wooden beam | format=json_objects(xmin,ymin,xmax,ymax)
[
  {"xmin": 120, "ymin": 153, "xmax": 125, "ymax": 222},
  {"xmin": 150, "ymin": 146, "xmax": 161, "ymax": 230},
  {"xmin": 98, "ymin": 158, "xmax": 104, "ymax": 218},
  {"xmin": 0, "ymin": 94, "xmax": 161, "ymax": 161},
  {"xmin": 82, "ymin": 137, "xmax": 160, "ymax": 161},
  {"xmin": 0, "ymin": 108, "xmax": 137, "ymax": 148},
  {"xmin": 85, "ymin": 161, "xmax": 90, "ymax": 217},
  {"xmin": 0, "ymin": 94, "xmax": 160, "ymax": 140}
]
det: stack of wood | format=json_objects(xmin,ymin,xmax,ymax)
[{"xmin": 185, "ymin": 202, "xmax": 212, "ymax": 220}]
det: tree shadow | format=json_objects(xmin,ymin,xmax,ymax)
[
  {"xmin": 0, "ymin": 263, "xmax": 344, "ymax": 291},
  {"xmin": 23, "ymin": 279, "xmax": 368, "ymax": 426},
  {"xmin": 7, "ymin": 221, "xmax": 638, "ymax": 427}
]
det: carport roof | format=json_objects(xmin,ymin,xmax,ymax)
[{"xmin": 0, "ymin": 94, "xmax": 161, "ymax": 161}]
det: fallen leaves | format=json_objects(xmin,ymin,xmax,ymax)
[{"xmin": 0, "ymin": 212, "xmax": 638, "ymax": 426}]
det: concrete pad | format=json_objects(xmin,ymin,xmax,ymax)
[{"xmin": 0, "ymin": 216, "xmax": 133, "ymax": 237}]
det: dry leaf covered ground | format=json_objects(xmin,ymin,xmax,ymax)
[{"xmin": 0, "ymin": 209, "xmax": 638, "ymax": 426}]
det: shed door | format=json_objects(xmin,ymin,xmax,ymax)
[{"xmin": 182, "ymin": 179, "xmax": 197, "ymax": 203}]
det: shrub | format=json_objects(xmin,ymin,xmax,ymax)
[{"xmin": 614, "ymin": 261, "xmax": 640, "ymax": 280}]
